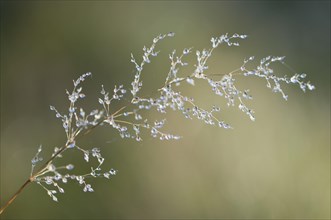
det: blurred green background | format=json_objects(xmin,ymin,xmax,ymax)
[{"xmin": 0, "ymin": 1, "xmax": 330, "ymax": 219}]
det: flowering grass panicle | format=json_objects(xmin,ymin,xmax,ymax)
[{"xmin": 0, "ymin": 32, "xmax": 314, "ymax": 215}]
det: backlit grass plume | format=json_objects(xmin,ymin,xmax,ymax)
[{"xmin": 0, "ymin": 32, "xmax": 314, "ymax": 214}]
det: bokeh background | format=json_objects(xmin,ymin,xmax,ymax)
[{"xmin": 0, "ymin": 1, "xmax": 330, "ymax": 219}]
